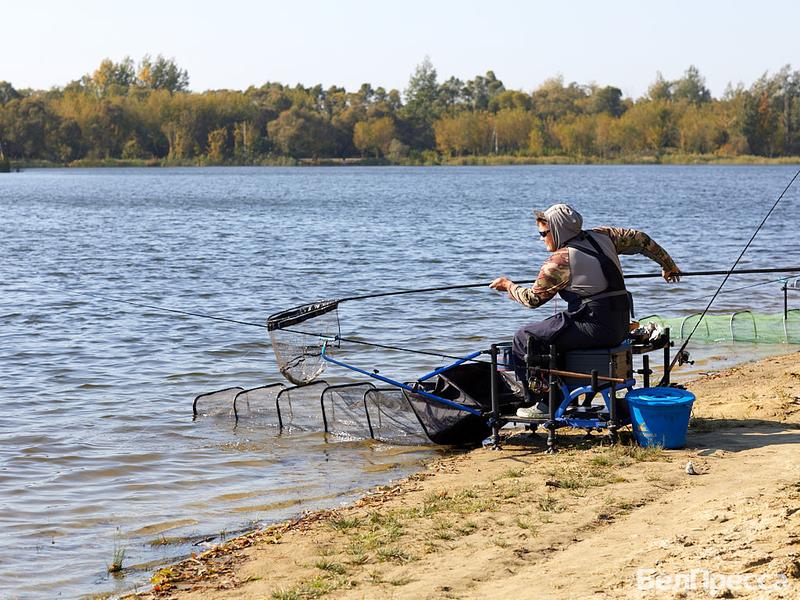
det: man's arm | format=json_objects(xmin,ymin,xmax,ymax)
[
  {"xmin": 594, "ymin": 226, "xmax": 681, "ymax": 281},
  {"xmin": 491, "ymin": 249, "xmax": 571, "ymax": 308}
]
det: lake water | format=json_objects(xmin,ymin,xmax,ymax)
[{"xmin": 1, "ymin": 165, "xmax": 798, "ymax": 598}]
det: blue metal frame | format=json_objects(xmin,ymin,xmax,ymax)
[
  {"xmin": 321, "ymin": 340, "xmax": 644, "ymax": 438},
  {"xmin": 417, "ymin": 351, "xmax": 483, "ymax": 382},
  {"xmin": 320, "ymin": 342, "xmax": 482, "ymax": 416},
  {"xmin": 555, "ymin": 379, "xmax": 636, "ymax": 429}
]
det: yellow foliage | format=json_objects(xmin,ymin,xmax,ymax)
[
  {"xmin": 434, "ymin": 112, "xmax": 493, "ymax": 156},
  {"xmin": 353, "ymin": 117, "xmax": 396, "ymax": 157}
]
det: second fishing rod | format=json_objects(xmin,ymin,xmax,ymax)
[{"xmin": 338, "ymin": 266, "xmax": 800, "ymax": 303}]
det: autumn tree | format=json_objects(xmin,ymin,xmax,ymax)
[
  {"xmin": 677, "ymin": 104, "xmax": 725, "ymax": 153},
  {"xmin": 267, "ymin": 107, "xmax": 336, "ymax": 158},
  {"xmin": 0, "ymin": 81, "xmax": 22, "ymax": 105},
  {"xmin": 353, "ymin": 117, "xmax": 396, "ymax": 157},
  {"xmin": 434, "ymin": 112, "xmax": 493, "ymax": 155},
  {"xmin": 647, "ymin": 72, "xmax": 672, "ymax": 101},
  {"xmin": 617, "ymin": 100, "xmax": 676, "ymax": 153},
  {"xmin": 552, "ymin": 115, "xmax": 596, "ymax": 156},
  {"xmin": 672, "ymin": 66, "xmax": 711, "ymax": 105},
  {"xmin": 531, "ymin": 76, "xmax": 587, "ymax": 120},
  {"xmin": 493, "ymin": 109, "xmax": 538, "ymax": 153},
  {"xmin": 137, "ymin": 55, "xmax": 190, "ymax": 92},
  {"xmin": 91, "ymin": 57, "xmax": 136, "ymax": 96},
  {"xmin": 206, "ymin": 127, "xmax": 230, "ymax": 162}
]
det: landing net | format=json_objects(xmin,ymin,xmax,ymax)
[{"xmin": 267, "ymin": 300, "xmax": 340, "ymax": 385}]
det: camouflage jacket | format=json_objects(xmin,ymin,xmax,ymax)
[{"xmin": 507, "ymin": 227, "xmax": 679, "ymax": 309}]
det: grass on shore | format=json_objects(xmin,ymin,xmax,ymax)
[{"xmin": 263, "ymin": 440, "xmax": 667, "ymax": 600}]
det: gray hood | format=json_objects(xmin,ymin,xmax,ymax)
[{"xmin": 535, "ymin": 204, "xmax": 583, "ymax": 249}]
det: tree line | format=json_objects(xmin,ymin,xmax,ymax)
[{"xmin": 1, "ymin": 55, "xmax": 800, "ymax": 165}]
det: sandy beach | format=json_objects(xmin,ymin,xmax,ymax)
[{"xmin": 136, "ymin": 351, "xmax": 800, "ymax": 600}]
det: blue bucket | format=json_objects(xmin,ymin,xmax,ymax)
[{"xmin": 626, "ymin": 387, "xmax": 696, "ymax": 449}]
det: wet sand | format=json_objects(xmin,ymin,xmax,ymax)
[{"xmin": 134, "ymin": 351, "xmax": 800, "ymax": 599}]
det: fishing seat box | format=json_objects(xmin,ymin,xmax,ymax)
[{"xmin": 560, "ymin": 344, "xmax": 633, "ymax": 389}]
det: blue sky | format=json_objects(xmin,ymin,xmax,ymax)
[{"xmin": 3, "ymin": 0, "xmax": 798, "ymax": 98}]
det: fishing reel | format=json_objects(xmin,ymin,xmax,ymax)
[{"xmin": 677, "ymin": 349, "xmax": 693, "ymax": 366}]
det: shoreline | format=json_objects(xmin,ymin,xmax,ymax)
[
  {"xmin": 8, "ymin": 154, "xmax": 800, "ymax": 170},
  {"xmin": 133, "ymin": 351, "xmax": 800, "ymax": 599}
]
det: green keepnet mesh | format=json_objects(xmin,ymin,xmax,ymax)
[{"xmin": 640, "ymin": 310, "xmax": 800, "ymax": 344}]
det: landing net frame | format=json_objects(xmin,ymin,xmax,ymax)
[{"xmin": 267, "ymin": 300, "xmax": 341, "ymax": 385}]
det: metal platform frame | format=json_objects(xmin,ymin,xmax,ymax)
[{"xmin": 486, "ymin": 328, "xmax": 673, "ymax": 453}]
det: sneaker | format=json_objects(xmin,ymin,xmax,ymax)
[{"xmin": 516, "ymin": 402, "xmax": 550, "ymax": 419}]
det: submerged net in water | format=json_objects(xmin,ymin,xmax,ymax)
[
  {"xmin": 232, "ymin": 383, "xmax": 285, "ymax": 421},
  {"xmin": 193, "ymin": 380, "xmax": 445, "ymax": 444},
  {"xmin": 267, "ymin": 301, "xmax": 340, "ymax": 385},
  {"xmin": 641, "ymin": 310, "xmax": 800, "ymax": 344},
  {"xmin": 321, "ymin": 383, "xmax": 377, "ymax": 440},
  {"xmin": 193, "ymin": 386, "xmax": 244, "ymax": 418},
  {"xmin": 274, "ymin": 380, "xmax": 331, "ymax": 431}
]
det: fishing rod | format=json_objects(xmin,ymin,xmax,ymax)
[
  {"xmin": 31, "ymin": 260, "xmax": 798, "ymax": 368},
  {"xmin": 659, "ymin": 167, "xmax": 800, "ymax": 385},
  {"xmin": 650, "ymin": 275, "xmax": 793, "ymax": 313},
  {"xmin": 63, "ymin": 264, "xmax": 800, "ymax": 333},
  {"xmin": 339, "ymin": 266, "xmax": 800, "ymax": 302},
  {"xmin": 60, "ymin": 263, "xmax": 796, "ymax": 361}
]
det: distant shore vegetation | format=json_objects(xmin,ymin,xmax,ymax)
[{"xmin": 2, "ymin": 56, "xmax": 800, "ymax": 167}]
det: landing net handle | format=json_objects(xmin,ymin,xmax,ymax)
[
  {"xmin": 320, "ymin": 341, "xmax": 483, "ymax": 416},
  {"xmin": 266, "ymin": 300, "xmax": 341, "ymax": 332}
]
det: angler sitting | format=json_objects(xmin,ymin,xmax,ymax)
[{"xmin": 489, "ymin": 203, "xmax": 681, "ymax": 418}]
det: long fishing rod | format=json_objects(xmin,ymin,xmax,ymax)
[
  {"xmin": 339, "ymin": 266, "xmax": 800, "ymax": 302},
  {"xmin": 41, "ymin": 261, "xmax": 799, "ymax": 366},
  {"xmin": 68, "ymin": 266, "xmax": 798, "ymax": 362},
  {"xmin": 65, "ymin": 266, "xmax": 800, "ymax": 336},
  {"xmin": 659, "ymin": 167, "xmax": 800, "ymax": 385},
  {"xmin": 649, "ymin": 275, "xmax": 793, "ymax": 313}
]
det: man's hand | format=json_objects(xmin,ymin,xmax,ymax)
[
  {"xmin": 489, "ymin": 276, "xmax": 514, "ymax": 292},
  {"xmin": 663, "ymin": 268, "xmax": 682, "ymax": 283}
]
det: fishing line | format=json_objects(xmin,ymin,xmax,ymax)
[
  {"xmin": 10, "ymin": 285, "xmax": 486, "ymax": 363},
  {"xmin": 44, "ymin": 289, "xmax": 270, "ymax": 329},
  {"xmin": 279, "ymin": 326, "xmax": 495, "ymax": 362},
  {"xmin": 54, "ymin": 288, "xmax": 493, "ymax": 363},
  {"xmin": 646, "ymin": 275, "xmax": 792, "ymax": 313},
  {"xmin": 660, "ymin": 167, "xmax": 800, "ymax": 384},
  {"xmin": 93, "ymin": 295, "xmax": 268, "ymax": 329}
]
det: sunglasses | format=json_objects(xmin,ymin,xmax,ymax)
[{"xmin": 538, "ymin": 230, "xmax": 550, "ymax": 238}]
